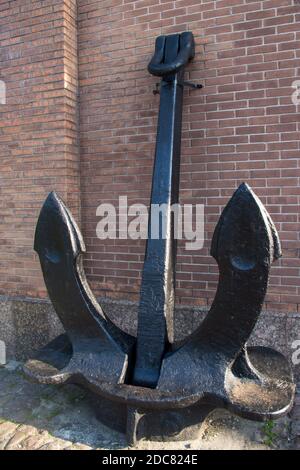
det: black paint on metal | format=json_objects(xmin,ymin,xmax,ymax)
[
  {"xmin": 24, "ymin": 32, "xmax": 295, "ymax": 445},
  {"xmin": 148, "ymin": 32, "xmax": 195, "ymax": 77},
  {"xmin": 133, "ymin": 33, "xmax": 196, "ymax": 388},
  {"xmin": 32, "ymin": 192, "xmax": 134, "ymax": 385}
]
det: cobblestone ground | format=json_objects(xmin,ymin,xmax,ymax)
[{"xmin": 0, "ymin": 362, "xmax": 298, "ymax": 450}]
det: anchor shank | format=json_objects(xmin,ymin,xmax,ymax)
[{"xmin": 133, "ymin": 34, "xmax": 189, "ymax": 388}]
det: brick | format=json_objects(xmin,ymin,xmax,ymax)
[
  {"xmin": 0, "ymin": 0, "xmax": 80, "ymax": 300},
  {"xmin": 234, "ymin": 20, "xmax": 262, "ymax": 31},
  {"xmin": 0, "ymin": 0, "xmax": 299, "ymax": 314},
  {"xmin": 247, "ymin": 27, "xmax": 276, "ymax": 38}
]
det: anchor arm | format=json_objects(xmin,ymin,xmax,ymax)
[
  {"xmin": 31, "ymin": 192, "xmax": 134, "ymax": 385},
  {"xmin": 158, "ymin": 184, "xmax": 284, "ymax": 395},
  {"xmin": 198, "ymin": 182, "xmax": 281, "ymax": 362}
]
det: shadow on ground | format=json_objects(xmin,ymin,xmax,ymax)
[{"xmin": 0, "ymin": 362, "xmax": 295, "ymax": 450}]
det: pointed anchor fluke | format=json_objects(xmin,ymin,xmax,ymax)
[
  {"xmin": 25, "ymin": 192, "xmax": 134, "ymax": 388},
  {"xmin": 157, "ymin": 183, "xmax": 295, "ymax": 419}
]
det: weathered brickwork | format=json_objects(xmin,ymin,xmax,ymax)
[
  {"xmin": 0, "ymin": 1, "xmax": 300, "ymax": 314},
  {"xmin": 78, "ymin": 0, "xmax": 300, "ymax": 313},
  {"xmin": 0, "ymin": 0, "xmax": 79, "ymax": 297}
]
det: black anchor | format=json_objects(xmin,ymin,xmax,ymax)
[{"xmin": 24, "ymin": 32, "xmax": 295, "ymax": 445}]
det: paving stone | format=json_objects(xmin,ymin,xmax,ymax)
[
  {"xmin": 20, "ymin": 431, "xmax": 54, "ymax": 451},
  {"xmin": 0, "ymin": 422, "xmax": 19, "ymax": 439},
  {"xmin": 0, "ymin": 423, "xmax": 20, "ymax": 450},
  {"xmin": 5, "ymin": 428, "xmax": 35, "ymax": 450}
]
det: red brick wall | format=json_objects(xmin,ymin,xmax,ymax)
[
  {"xmin": 0, "ymin": 0, "xmax": 79, "ymax": 297},
  {"xmin": 78, "ymin": 0, "xmax": 300, "ymax": 313},
  {"xmin": 1, "ymin": 0, "xmax": 300, "ymax": 314}
]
